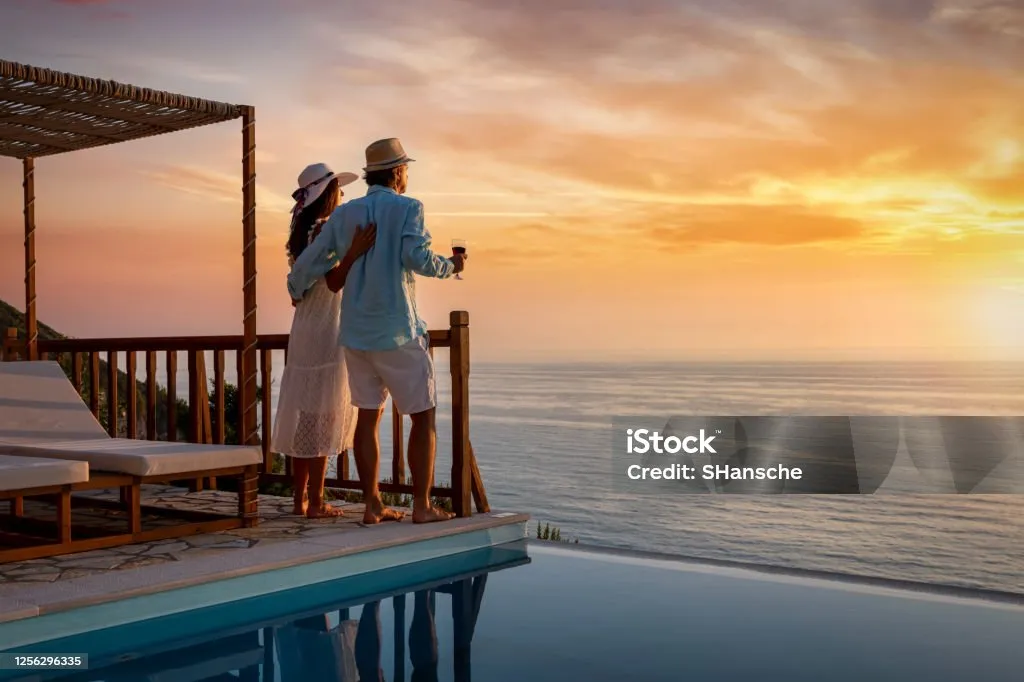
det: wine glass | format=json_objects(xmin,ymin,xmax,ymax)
[{"xmin": 451, "ymin": 239, "xmax": 467, "ymax": 280}]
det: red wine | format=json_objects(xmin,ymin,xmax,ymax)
[{"xmin": 452, "ymin": 246, "xmax": 467, "ymax": 255}]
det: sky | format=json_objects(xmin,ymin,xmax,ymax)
[{"xmin": 0, "ymin": 0, "xmax": 1022, "ymax": 361}]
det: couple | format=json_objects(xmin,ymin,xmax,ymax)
[{"xmin": 272, "ymin": 138, "xmax": 466, "ymax": 525}]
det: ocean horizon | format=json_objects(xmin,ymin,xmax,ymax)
[{"xmin": 159, "ymin": 357, "xmax": 1023, "ymax": 596}]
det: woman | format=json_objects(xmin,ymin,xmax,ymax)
[{"xmin": 273, "ymin": 162, "xmax": 376, "ymax": 518}]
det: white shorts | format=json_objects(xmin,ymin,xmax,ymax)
[{"xmin": 343, "ymin": 336, "xmax": 437, "ymax": 415}]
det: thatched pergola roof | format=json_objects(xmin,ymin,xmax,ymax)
[
  {"xmin": 0, "ymin": 59, "xmax": 243, "ymax": 158},
  {"xmin": 0, "ymin": 57, "xmax": 260, "ymax": 448}
]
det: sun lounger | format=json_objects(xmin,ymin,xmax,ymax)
[
  {"xmin": 0, "ymin": 361, "xmax": 261, "ymax": 563},
  {"xmin": 0, "ymin": 454, "xmax": 90, "ymax": 555}
]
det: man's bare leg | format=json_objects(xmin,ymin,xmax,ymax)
[
  {"xmin": 410, "ymin": 589, "xmax": 439, "ymax": 680},
  {"xmin": 306, "ymin": 457, "xmax": 343, "ymax": 518},
  {"xmin": 291, "ymin": 458, "xmax": 311, "ymax": 516},
  {"xmin": 354, "ymin": 407, "xmax": 404, "ymax": 524},
  {"xmin": 409, "ymin": 408, "xmax": 454, "ymax": 523}
]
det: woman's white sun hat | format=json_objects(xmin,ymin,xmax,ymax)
[{"xmin": 291, "ymin": 163, "xmax": 358, "ymax": 216}]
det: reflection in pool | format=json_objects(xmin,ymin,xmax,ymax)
[{"xmin": 3, "ymin": 540, "xmax": 1023, "ymax": 681}]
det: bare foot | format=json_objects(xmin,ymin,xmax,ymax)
[
  {"xmin": 362, "ymin": 498, "xmax": 406, "ymax": 524},
  {"xmin": 306, "ymin": 503, "xmax": 345, "ymax": 519},
  {"xmin": 412, "ymin": 506, "xmax": 455, "ymax": 524},
  {"xmin": 292, "ymin": 491, "xmax": 309, "ymax": 516}
]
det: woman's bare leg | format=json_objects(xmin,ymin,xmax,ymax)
[
  {"xmin": 291, "ymin": 458, "xmax": 311, "ymax": 515},
  {"xmin": 307, "ymin": 457, "xmax": 344, "ymax": 518}
]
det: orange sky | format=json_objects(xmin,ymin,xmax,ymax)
[{"xmin": 1, "ymin": 0, "xmax": 1023, "ymax": 361}]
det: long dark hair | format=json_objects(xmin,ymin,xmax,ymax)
[{"xmin": 287, "ymin": 177, "xmax": 340, "ymax": 261}]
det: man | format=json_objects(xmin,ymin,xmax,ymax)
[{"xmin": 288, "ymin": 138, "xmax": 466, "ymax": 524}]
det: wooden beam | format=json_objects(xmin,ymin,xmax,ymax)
[
  {"xmin": 449, "ymin": 311, "xmax": 472, "ymax": 517},
  {"xmin": 35, "ymin": 329, "xmax": 450, "ymax": 354},
  {"xmin": 240, "ymin": 106, "xmax": 258, "ymax": 447},
  {"xmin": 469, "ymin": 442, "xmax": 490, "ymax": 513},
  {"xmin": 23, "ymin": 157, "xmax": 37, "ymax": 360},
  {"xmin": 0, "ymin": 123, "xmax": 80, "ymax": 151}
]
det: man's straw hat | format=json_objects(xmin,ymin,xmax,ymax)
[{"xmin": 363, "ymin": 138, "xmax": 415, "ymax": 172}]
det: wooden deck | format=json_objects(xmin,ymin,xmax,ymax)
[
  {"xmin": 0, "ymin": 485, "xmax": 527, "ymax": 641},
  {"xmin": 2, "ymin": 312, "xmax": 488, "ymax": 519}
]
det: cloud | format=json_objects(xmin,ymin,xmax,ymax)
[
  {"xmin": 932, "ymin": 1, "xmax": 1024, "ymax": 39},
  {"xmin": 429, "ymin": 212, "xmax": 550, "ymax": 218},
  {"xmin": 142, "ymin": 165, "xmax": 292, "ymax": 214},
  {"xmin": 289, "ymin": 0, "xmax": 1023, "ymax": 256},
  {"xmin": 642, "ymin": 204, "xmax": 868, "ymax": 248},
  {"xmin": 49, "ymin": 0, "xmax": 131, "ymax": 20}
]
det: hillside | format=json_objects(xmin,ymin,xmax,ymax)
[
  {"xmin": 0, "ymin": 298, "xmax": 252, "ymax": 444},
  {"xmin": 0, "ymin": 299, "xmax": 64, "ymax": 342}
]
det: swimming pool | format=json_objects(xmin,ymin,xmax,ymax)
[{"xmin": 2, "ymin": 540, "xmax": 1022, "ymax": 681}]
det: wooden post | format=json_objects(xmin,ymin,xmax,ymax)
[
  {"xmin": 88, "ymin": 352, "xmax": 100, "ymax": 416},
  {"xmin": 2, "ymin": 328, "xmax": 19, "ymax": 361},
  {"xmin": 449, "ymin": 311, "xmax": 472, "ymax": 517},
  {"xmin": 392, "ymin": 402, "xmax": 406, "ymax": 484},
  {"xmin": 106, "ymin": 351, "xmax": 118, "ymax": 437},
  {"xmin": 214, "ymin": 351, "xmax": 226, "ymax": 444},
  {"xmin": 166, "ymin": 351, "xmax": 178, "ymax": 441},
  {"xmin": 260, "ymin": 349, "xmax": 272, "ymax": 469},
  {"xmin": 23, "ymin": 158, "xmax": 38, "ymax": 361},
  {"xmin": 188, "ymin": 350, "xmax": 202, "ymax": 443},
  {"xmin": 145, "ymin": 352, "xmax": 157, "ymax": 440},
  {"xmin": 199, "ymin": 354, "xmax": 213, "ymax": 443},
  {"xmin": 71, "ymin": 352, "xmax": 82, "ymax": 393},
  {"xmin": 240, "ymin": 106, "xmax": 259, "ymax": 448},
  {"xmin": 126, "ymin": 352, "xmax": 137, "ymax": 439}
]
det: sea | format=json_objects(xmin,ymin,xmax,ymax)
[{"xmin": 200, "ymin": 357, "xmax": 1024, "ymax": 595}]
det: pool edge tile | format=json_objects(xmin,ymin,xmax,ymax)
[
  {"xmin": 1, "ymin": 512, "xmax": 528, "ymax": 622},
  {"xmin": 0, "ymin": 597, "xmax": 38, "ymax": 624}
]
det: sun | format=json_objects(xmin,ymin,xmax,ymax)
[{"xmin": 970, "ymin": 282, "xmax": 1024, "ymax": 355}]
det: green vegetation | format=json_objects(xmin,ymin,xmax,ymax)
[{"xmin": 536, "ymin": 522, "xmax": 579, "ymax": 544}]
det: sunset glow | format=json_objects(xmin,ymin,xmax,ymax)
[{"xmin": 1, "ymin": 0, "xmax": 1022, "ymax": 360}]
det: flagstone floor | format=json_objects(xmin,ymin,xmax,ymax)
[{"xmin": 0, "ymin": 485, "xmax": 374, "ymax": 585}]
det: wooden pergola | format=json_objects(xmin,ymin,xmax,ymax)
[{"xmin": 0, "ymin": 59, "xmax": 259, "ymax": 447}]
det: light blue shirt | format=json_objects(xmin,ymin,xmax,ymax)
[{"xmin": 287, "ymin": 186, "xmax": 455, "ymax": 351}]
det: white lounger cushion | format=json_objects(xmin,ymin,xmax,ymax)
[
  {"xmin": 0, "ymin": 439, "xmax": 262, "ymax": 478},
  {"xmin": 0, "ymin": 360, "xmax": 109, "ymax": 443},
  {"xmin": 0, "ymin": 454, "xmax": 89, "ymax": 491},
  {"xmin": 0, "ymin": 361, "xmax": 262, "ymax": 477}
]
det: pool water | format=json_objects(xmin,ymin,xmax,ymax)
[{"xmin": 3, "ymin": 540, "xmax": 1022, "ymax": 681}]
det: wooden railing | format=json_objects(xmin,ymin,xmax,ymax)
[{"xmin": 1, "ymin": 311, "xmax": 488, "ymax": 517}]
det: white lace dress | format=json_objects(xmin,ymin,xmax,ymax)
[{"xmin": 272, "ymin": 223, "xmax": 357, "ymax": 459}]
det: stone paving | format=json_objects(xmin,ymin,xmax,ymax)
[{"xmin": 0, "ymin": 485, "xmax": 373, "ymax": 585}]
